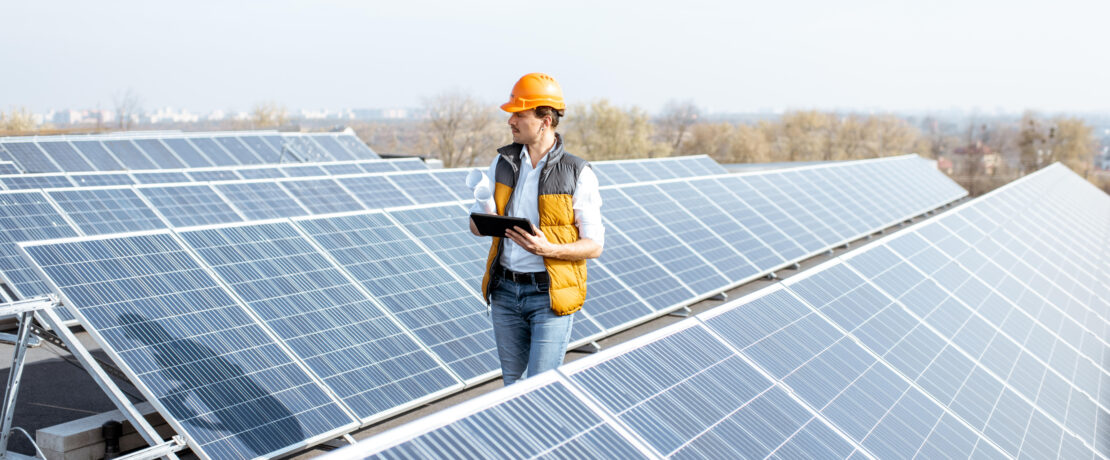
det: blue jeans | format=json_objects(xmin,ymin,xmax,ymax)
[{"xmin": 489, "ymin": 276, "xmax": 575, "ymax": 385}]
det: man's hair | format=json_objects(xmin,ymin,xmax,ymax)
[{"xmin": 534, "ymin": 106, "xmax": 562, "ymax": 129}]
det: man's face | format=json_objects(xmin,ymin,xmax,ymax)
[{"xmin": 508, "ymin": 110, "xmax": 544, "ymax": 144}]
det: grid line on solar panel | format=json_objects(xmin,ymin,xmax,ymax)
[
  {"xmin": 188, "ymin": 169, "xmax": 242, "ymax": 182},
  {"xmin": 280, "ymin": 164, "xmax": 329, "ymax": 177},
  {"xmin": 388, "ymin": 158, "xmax": 429, "ymax": 171},
  {"xmin": 336, "ymin": 175, "xmax": 415, "ymax": 209},
  {"xmin": 740, "ymin": 174, "xmax": 839, "ymax": 250},
  {"xmin": 308, "ymin": 134, "xmax": 357, "ymax": 162},
  {"xmin": 131, "ymin": 171, "xmax": 191, "ymax": 184},
  {"xmin": 161, "ymin": 138, "xmax": 216, "ymax": 168},
  {"xmin": 236, "ymin": 166, "xmax": 287, "ymax": 179},
  {"xmin": 293, "ymin": 211, "xmax": 499, "ymax": 383},
  {"xmin": 238, "ymin": 135, "xmax": 282, "ymax": 160},
  {"xmin": 0, "ymin": 162, "xmax": 20, "ymax": 175},
  {"xmin": 354, "ymin": 160, "xmax": 397, "ymax": 174},
  {"xmin": 279, "ymin": 178, "xmax": 366, "ymax": 215},
  {"xmin": 102, "ymin": 140, "xmax": 158, "ymax": 170},
  {"xmin": 214, "ymin": 136, "xmax": 266, "ymax": 165},
  {"xmin": 188, "ymin": 137, "xmax": 239, "ymax": 166},
  {"xmin": 0, "ymin": 191, "xmax": 81, "ymax": 298},
  {"xmin": 592, "ymin": 229, "xmax": 695, "ymax": 314},
  {"xmin": 45, "ymin": 187, "xmax": 167, "ymax": 235},
  {"xmin": 334, "ymin": 135, "xmax": 379, "ymax": 159},
  {"xmin": 834, "ymin": 235, "xmax": 1105, "ymax": 454},
  {"xmin": 68, "ymin": 173, "xmax": 135, "ymax": 187},
  {"xmin": 0, "ymin": 174, "xmax": 76, "ymax": 190},
  {"xmin": 137, "ymin": 183, "xmax": 246, "ymax": 227},
  {"xmin": 38, "ymin": 141, "xmax": 96, "ymax": 171},
  {"xmin": 779, "ymin": 169, "xmax": 874, "ymax": 237},
  {"xmin": 19, "ymin": 231, "xmax": 359, "ymax": 460},
  {"xmin": 384, "ymin": 172, "xmax": 460, "ymax": 204},
  {"xmin": 427, "ymin": 169, "xmax": 476, "ymax": 201},
  {"xmin": 705, "ymin": 176, "xmax": 811, "ymax": 261},
  {"xmin": 810, "ymin": 167, "xmax": 901, "ymax": 229},
  {"xmin": 1, "ymin": 142, "xmax": 60, "ymax": 173},
  {"xmin": 215, "ymin": 180, "xmax": 311, "ymax": 220},
  {"xmin": 132, "ymin": 139, "xmax": 187, "ymax": 169},
  {"xmin": 68, "ymin": 140, "xmax": 125, "ymax": 171},
  {"xmin": 386, "ymin": 203, "xmax": 486, "ymax": 289},
  {"xmin": 177, "ymin": 220, "xmax": 463, "ymax": 422}
]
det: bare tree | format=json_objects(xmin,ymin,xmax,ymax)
[
  {"xmin": 563, "ymin": 99, "xmax": 670, "ymax": 160},
  {"xmin": 659, "ymin": 99, "xmax": 701, "ymax": 155},
  {"xmin": 0, "ymin": 107, "xmax": 36, "ymax": 133},
  {"xmin": 112, "ymin": 88, "xmax": 143, "ymax": 130},
  {"xmin": 251, "ymin": 101, "xmax": 289, "ymax": 128},
  {"xmin": 421, "ymin": 90, "xmax": 505, "ymax": 168}
]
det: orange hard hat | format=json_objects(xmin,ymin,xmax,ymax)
[{"xmin": 500, "ymin": 73, "xmax": 565, "ymax": 113}]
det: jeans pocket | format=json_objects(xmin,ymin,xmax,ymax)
[{"xmin": 536, "ymin": 281, "xmax": 550, "ymax": 293}]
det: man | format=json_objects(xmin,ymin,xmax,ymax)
[{"xmin": 469, "ymin": 72, "xmax": 604, "ymax": 385}]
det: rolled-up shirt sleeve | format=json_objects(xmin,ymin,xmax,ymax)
[{"xmin": 573, "ymin": 165, "xmax": 604, "ymax": 247}]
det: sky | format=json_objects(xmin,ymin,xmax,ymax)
[{"xmin": 1, "ymin": 0, "xmax": 1107, "ymax": 115}]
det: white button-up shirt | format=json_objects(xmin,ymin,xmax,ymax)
[{"xmin": 471, "ymin": 142, "xmax": 604, "ymax": 272}]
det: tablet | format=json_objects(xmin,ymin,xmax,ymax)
[{"xmin": 470, "ymin": 213, "xmax": 535, "ymax": 237}]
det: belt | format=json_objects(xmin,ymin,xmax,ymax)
[{"xmin": 493, "ymin": 265, "xmax": 549, "ymax": 284}]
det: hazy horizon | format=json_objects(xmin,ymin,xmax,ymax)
[{"xmin": 3, "ymin": 1, "xmax": 1107, "ymax": 115}]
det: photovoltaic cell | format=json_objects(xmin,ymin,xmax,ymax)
[
  {"xmin": 741, "ymin": 174, "xmax": 838, "ymax": 249},
  {"xmin": 279, "ymin": 179, "xmax": 365, "ymax": 214},
  {"xmin": 102, "ymin": 140, "xmax": 158, "ymax": 170},
  {"xmin": 38, "ymin": 141, "xmax": 96, "ymax": 171},
  {"xmin": 309, "ymin": 135, "xmax": 357, "ymax": 162},
  {"xmin": 2, "ymin": 142, "xmax": 59, "ymax": 173},
  {"xmin": 594, "ymin": 229, "xmax": 693, "ymax": 313},
  {"xmin": 70, "ymin": 141, "xmax": 125, "ymax": 171},
  {"xmin": 238, "ymin": 136, "xmax": 281, "ymax": 161},
  {"xmin": 356, "ymin": 161, "xmax": 397, "ymax": 174},
  {"xmin": 179, "ymin": 222, "xmax": 460, "ymax": 422},
  {"xmin": 70, "ymin": 173, "xmax": 135, "ymax": 187},
  {"xmin": 46, "ymin": 188, "xmax": 166, "ymax": 235},
  {"xmin": 321, "ymin": 163, "xmax": 364, "ymax": 176},
  {"xmin": 162, "ymin": 138, "xmax": 215, "ymax": 168},
  {"xmin": 133, "ymin": 139, "xmax": 187, "ymax": 169},
  {"xmin": 428, "ymin": 169, "xmax": 474, "ymax": 201},
  {"xmin": 715, "ymin": 176, "xmax": 817, "ymax": 258},
  {"xmin": 137, "ymin": 185, "xmax": 243, "ymax": 227},
  {"xmin": 285, "ymin": 137, "xmax": 329, "ymax": 162},
  {"xmin": 337, "ymin": 176, "xmax": 413, "ymax": 208},
  {"xmin": 1, "ymin": 174, "xmax": 75, "ymax": 190},
  {"xmin": 0, "ymin": 191, "xmax": 80, "ymax": 298},
  {"xmin": 188, "ymin": 170, "xmax": 241, "ymax": 182},
  {"xmin": 335, "ymin": 135, "xmax": 379, "ymax": 159},
  {"xmin": 296, "ymin": 212, "xmax": 499, "ymax": 382},
  {"xmin": 0, "ymin": 162, "xmax": 19, "ymax": 175},
  {"xmin": 188, "ymin": 138, "xmax": 238, "ymax": 166},
  {"xmin": 215, "ymin": 182, "xmax": 309, "ymax": 219},
  {"xmin": 280, "ymin": 164, "xmax": 328, "ymax": 178},
  {"xmin": 258, "ymin": 135, "xmax": 287, "ymax": 158},
  {"xmin": 21, "ymin": 233, "xmax": 357, "ymax": 460},
  {"xmin": 594, "ymin": 163, "xmax": 633, "ymax": 185},
  {"xmin": 387, "ymin": 204, "xmax": 486, "ymax": 288},
  {"xmin": 388, "ymin": 158, "xmax": 428, "ymax": 171},
  {"xmin": 215, "ymin": 137, "xmax": 265, "ymax": 165},
  {"xmin": 236, "ymin": 167, "xmax": 286, "ymax": 179},
  {"xmin": 131, "ymin": 171, "xmax": 191, "ymax": 184},
  {"xmin": 386, "ymin": 173, "xmax": 458, "ymax": 204}
]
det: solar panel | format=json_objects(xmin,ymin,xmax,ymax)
[
  {"xmin": 742, "ymin": 174, "xmax": 841, "ymax": 248},
  {"xmin": 132, "ymin": 139, "xmax": 187, "ymax": 169},
  {"xmin": 773, "ymin": 170, "xmax": 862, "ymax": 240},
  {"xmin": 70, "ymin": 140, "xmax": 125, "ymax": 171},
  {"xmin": 215, "ymin": 181, "xmax": 310, "ymax": 219},
  {"xmin": 69, "ymin": 173, "xmax": 135, "ymax": 187},
  {"xmin": 295, "ymin": 212, "xmax": 499, "ymax": 383},
  {"xmin": 386, "ymin": 172, "xmax": 461, "ymax": 204},
  {"xmin": 308, "ymin": 134, "xmax": 357, "ymax": 162},
  {"xmin": 284, "ymin": 136, "xmax": 330, "ymax": 162},
  {"xmin": 102, "ymin": 140, "xmax": 158, "ymax": 170},
  {"xmin": 187, "ymin": 138, "xmax": 239, "ymax": 166},
  {"xmin": 0, "ymin": 162, "xmax": 19, "ymax": 175},
  {"xmin": 794, "ymin": 167, "xmax": 888, "ymax": 231},
  {"xmin": 280, "ymin": 164, "xmax": 328, "ymax": 178},
  {"xmin": 617, "ymin": 161, "xmax": 663, "ymax": 182},
  {"xmin": 214, "ymin": 137, "xmax": 265, "ymax": 164},
  {"xmin": 38, "ymin": 141, "xmax": 96, "ymax": 171},
  {"xmin": 334, "ymin": 372, "xmax": 648, "ymax": 459},
  {"xmin": 356, "ymin": 161, "xmax": 398, "ymax": 174},
  {"xmin": 601, "ymin": 188, "xmax": 729, "ymax": 295},
  {"xmin": 178, "ymin": 221, "xmax": 462, "ymax": 422},
  {"xmin": 388, "ymin": 158, "xmax": 428, "ymax": 171},
  {"xmin": 579, "ymin": 259, "xmax": 654, "ymax": 332},
  {"xmin": 428, "ymin": 169, "xmax": 475, "ymax": 200},
  {"xmin": 161, "ymin": 138, "xmax": 215, "ymax": 167},
  {"xmin": 387, "ymin": 204, "xmax": 487, "ymax": 287},
  {"xmin": 321, "ymin": 163, "xmax": 364, "ymax": 176},
  {"xmin": 20, "ymin": 232, "xmax": 359, "ymax": 459},
  {"xmin": 236, "ymin": 167, "xmax": 286, "ymax": 179},
  {"xmin": 187, "ymin": 169, "xmax": 241, "ymax": 182},
  {"xmin": 46, "ymin": 187, "xmax": 167, "ymax": 235},
  {"xmin": 258, "ymin": 135, "xmax": 287, "ymax": 158},
  {"xmin": 0, "ymin": 191, "xmax": 80, "ymax": 298},
  {"xmin": 0, "ymin": 174, "xmax": 76, "ymax": 190},
  {"xmin": 688, "ymin": 155, "xmax": 728, "ymax": 175},
  {"xmin": 335, "ymin": 135, "xmax": 379, "ymax": 159},
  {"xmin": 0, "ymin": 146, "xmax": 14, "ymax": 165},
  {"xmin": 131, "ymin": 171, "xmax": 191, "ymax": 184},
  {"xmin": 657, "ymin": 157, "xmax": 697, "ymax": 178},
  {"xmin": 237, "ymin": 135, "xmax": 281, "ymax": 161},
  {"xmin": 592, "ymin": 229, "xmax": 693, "ymax": 313},
  {"xmin": 279, "ymin": 178, "xmax": 365, "ymax": 214},
  {"xmin": 2, "ymin": 142, "xmax": 60, "ymax": 173},
  {"xmin": 336, "ymin": 175, "xmax": 413, "ymax": 209},
  {"xmin": 717, "ymin": 176, "xmax": 825, "ymax": 255},
  {"xmin": 621, "ymin": 183, "xmax": 759, "ymax": 283},
  {"xmin": 594, "ymin": 163, "xmax": 633, "ymax": 185},
  {"xmin": 137, "ymin": 184, "xmax": 244, "ymax": 227}
]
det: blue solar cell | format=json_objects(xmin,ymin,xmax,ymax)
[
  {"xmin": 717, "ymin": 176, "xmax": 823, "ymax": 255},
  {"xmin": 215, "ymin": 137, "xmax": 265, "ymax": 165},
  {"xmin": 822, "ymin": 166, "xmax": 902, "ymax": 225},
  {"xmin": 594, "ymin": 229, "xmax": 693, "ymax": 312},
  {"xmin": 385, "ymin": 173, "xmax": 459, "ymax": 204},
  {"xmin": 618, "ymin": 161, "xmax": 663, "ymax": 182},
  {"xmin": 590, "ymin": 164, "xmax": 615, "ymax": 186},
  {"xmin": 187, "ymin": 170, "xmax": 241, "ymax": 182},
  {"xmin": 284, "ymin": 136, "xmax": 330, "ymax": 162},
  {"xmin": 387, "ymin": 158, "xmax": 428, "ymax": 171},
  {"xmin": 215, "ymin": 182, "xmax": 309, "ymax": 219},
  {"xmin": 21, "ymin": 233, "xmax": 357, "ymax": 459},
  {"xmin": 279, "ymin": 179, "xmax": 365, "ymax": 214},
  {"xmin": 336, "ymin": 175, "xmax": 413, "ymax": 208},
  {"xmin": 179, "ymin": 222, "xmax": 461, "ymax": 421},
  {"xmin": 622, "ymin": 184, "xmax": 758, "ymax": 283},
  {"xmin": 236, "ymin": 167, "xmax": 286, "ymax": 179},
  {"xmin": 38, "ymin": 141, "xmax": 96, "ymax": 172},
  {"xmin": 70, "ymin": 141, "xmax": 125, "ymax": 171},
  {"xmin": 601, "ymin": 188, "xmax": 728, "ymax": 295},
  {"xmin": 131, "ymin": 171, "xmax": 191, "ymax": 184},
  {"xmin": 102, "ymin": 140, "xmax": 158, "ymax": 170},
  {"xmin": 132, "ymin": 139, "xmax": 186, "ymax": 169},
  {"xmin": 308, "ymin": 135, "xmax": 357, "ymax": 162},
  {"xmin": 335, "ymin": 135, "xmax": 379, "ymax": 159},
  {"xmin": 0, "ymin": 146, "xmax": 13, "ymax": 164},
  {"xmin": 0, "ymin": 191, "xmax": 81, "ymax": 299},
  {"xmin": 641, "ymin": 159, "xmax": 681, "ymax": 180},
  {"xmin": 428, "ymin": 169, "xmax": 473, "ymax": 201},
  {"xmin": 280, "ymin": 164, "xmax": 328, "ymax": 178},
  {"xmin": 0, "ymin": 162, "xmax": 19, "ymax": 175},
  {"xmin": 777, "ymin": 170, "xmax": 865, "ymax": 238},
  {"xmin": 1, "ymin": 174, "xmax": 75, "ymax": 190},
  {"xmin": 688, "ymin": 156, "xmax": 728, "ymax": 175},
  {"xmin": 188, "ymin": 138, "xmax": 239, "ymax": 166},
  {"xmin": 321, "ymin": 163, "xmax": 364, "ymax": 176},
  {"xmin": 579, "ymin": 259, "xmax": 654, "ymax": 331},
  {"xmin": 742, "ymin": 174, "xmax": 838, "ymax": 249},
  {"xmin": 69, "ymin": 173, "xmax": 135, "ymax": 187},
  {"xmin": 161, "ymin": 138, "xmax": 215, "ymax": 167},
  {"xmin": 699, "ymin": 177, "xmax": 808, "ymax": 261},
  {"xmin": 594, "ymin": 163, "xmax": 633, "ymax": 185},
  {"xmin": 356, "ymin": 161, "xmax": 397, "ymax": 174},
  {"xmin": 387, "ymin": 204, "xmax": 486, "ymax": 287},
  {"xmin": 296, "ymin": 212, "xmax": 499, "ymax": 382},
  {"xmin": 46, "ymin": 188, "xmax": 166, "ymax": 235},
  {"xmin": 237, "ymin": 136, "xmax": 281, "ymax": 161},
  {"xmin": 657, "ymin": 157, "xmax": 697, "ymax": 178},
  {"xmin": 2, "ymin": 142, "xmax": 59, "ymax": 173},
  {"xmin": 258, "ymin": 135, "xmax": 287, "ymax": 157},
  {"xmin": 137, "ymin": 185, "xmax": 243, "ymax": 227}
]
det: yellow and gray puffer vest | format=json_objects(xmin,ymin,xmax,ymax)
[{"xmin": 482, "ymin": 134, "xmax": 590, "ymax": 316}]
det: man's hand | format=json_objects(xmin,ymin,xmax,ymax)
[{"xmin": 505, "ymin": 225, "xmax": 554, "ymax": 257}]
